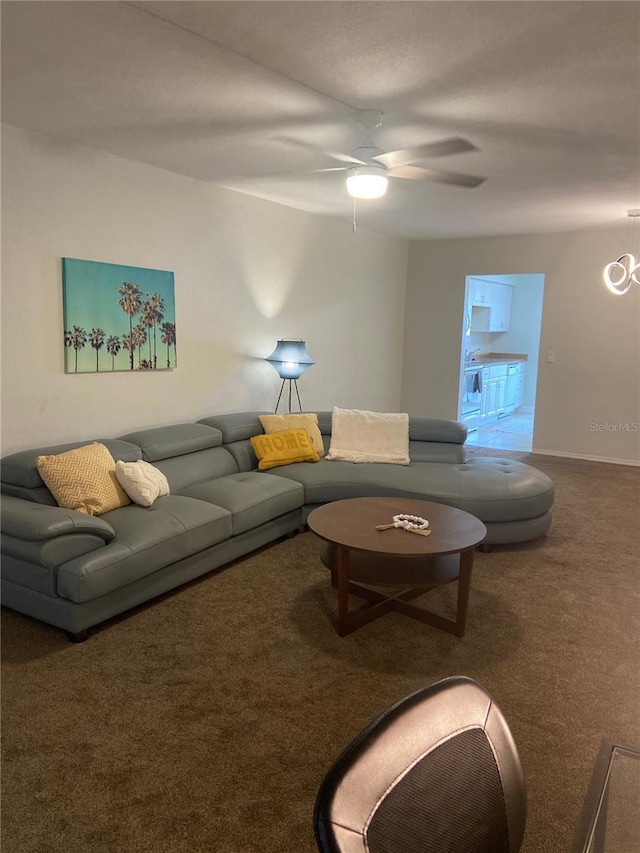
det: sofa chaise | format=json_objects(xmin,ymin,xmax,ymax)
[{"xmin": 0, "ymin": 411, "xmax": 554, "ymax": 641}]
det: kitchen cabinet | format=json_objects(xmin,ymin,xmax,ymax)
[
  {"xmin": 490, "ymin": 364, "xmax": 507, "ymax": 418},
  {"xmin": 467, "ymin": 358, "xmax": 526, "ymax": 427},
  {"xmin": 496, "ymin": 374, "xmax": 507, "ymax": 414},
  {"xmin": 470, "ymin": 280, "xmax": 490, "ymax": 306},
  {"xmin": 489, "ymin": 284, "xmax": 512, "ymax": 332},
  {"xmin": 469, "ymin": 282, "xmax": 512, "ymax": 332},
  {"xmin": 480, "ymin": 368, "xmax": 490, "ymax": 420},
  {"xmin": 487, "ymin": 383, "xmax": 497, "ymax": 419},
  {"xmin": 480, "ymin": 364, "xmax": 508, "ymax": 422}
]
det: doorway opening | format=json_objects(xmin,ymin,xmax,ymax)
[{"xmin": 457, "ymin": 273, "xmax": 545, "ymax": 452}]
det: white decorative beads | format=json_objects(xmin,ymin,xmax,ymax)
[{"xmin": 392, "ymin": 514, "xmax": 429, "ymax": 531}]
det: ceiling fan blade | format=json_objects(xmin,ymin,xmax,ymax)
[
  {"xmin": 374, "ymin": 138, "xmax": 478, "ymax": 169},
  {"xmin": 328, "ymin": 152, "xmax": 367, "ymax": 166},
  {"xmin": 388, "ymin": 164, "xmax": 486, "ymax": 188},
  {"xmin": 274, "ymin": 135, "xmax": 365, "ymax": 166}
]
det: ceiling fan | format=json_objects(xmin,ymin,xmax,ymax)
[{"xmin": 301, "ymin": 109, "xmax": 486, "ymax": 200}]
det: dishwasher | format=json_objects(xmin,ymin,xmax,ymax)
[
  {"xmin": 461, "ymin": 366, "xmax": 482, "ymax": 431},
  {"xmin": 505, "ymin": 363, "xmax": 520, "ymax": 412}
]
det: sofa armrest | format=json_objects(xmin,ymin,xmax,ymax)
[{"xmin": 1, "ymin": 496, "xmax": 115, "ymax": 543}]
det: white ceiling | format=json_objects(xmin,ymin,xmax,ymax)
[{"xmin": 2, "ymin": 1, "xmax": 639, "ymax": 239}]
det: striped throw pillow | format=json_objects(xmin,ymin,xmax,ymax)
[{"xmin": 37, "ymin": 442, "xmax": 130, "ymax": 516}]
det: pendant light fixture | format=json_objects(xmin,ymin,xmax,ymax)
[{"xmin": 603, "ymin": 210, "xmax": 640, "ymax": 295}]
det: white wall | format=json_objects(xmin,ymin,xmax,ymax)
[
  {"xmin": 0, "ymin": 124, "xmax": 408, "ymax": 454},
  {"xmin": 403, "ymin": 233, "xmax": 640, "ymax": 464}
]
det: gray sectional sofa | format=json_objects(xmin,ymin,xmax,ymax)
[{"xmin": 0, "ymin": 411, "xmax": 554, "ymax": 641}]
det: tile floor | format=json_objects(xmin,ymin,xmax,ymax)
[{"xmin": 465, "ymin": 412, "xmax": 534, "ymax": 452}]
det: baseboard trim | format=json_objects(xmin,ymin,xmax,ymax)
[{"xmin": 532, "ymin": 448, "xmax": 640, "ymax": 467}]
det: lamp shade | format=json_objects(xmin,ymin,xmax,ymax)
[
  {"xmin": 266, "ymin": 339, "xmax": 315, "ymax": 380},
  {"xmin": 346, "ymin": 165, "xmax": 388, "ymax": 199}
]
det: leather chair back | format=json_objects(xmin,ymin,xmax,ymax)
[{"xmin": 314, "ymin": 676, "xmax": 526, "ymax": 853}]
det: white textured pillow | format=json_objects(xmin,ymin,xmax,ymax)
[
  {"xmin": 326, "ymin": 407, "xmax": 410, "ymax": 465},
  {"xmin": 115, "ymin": 460, "xmax": 170, "ymax": 507}
]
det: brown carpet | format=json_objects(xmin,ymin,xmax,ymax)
[{"xmin": 2, "ymin": 451, "xmax": 639, "ymax": 853}]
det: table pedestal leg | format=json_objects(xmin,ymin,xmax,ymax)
[
  {"xmin": 454, "ymin": 547, "xmax": 474, "ymax": 637},
  {"xmin": 336, "ymin": 546, "xmax": 397, "ymax": 636},
  {"xmin": 332, "ymin": 545, "xmax": 477, "ymax": 637},
  {"xmin": 336, "ymin": 545, "xmax": 350, "ymax": 636}
]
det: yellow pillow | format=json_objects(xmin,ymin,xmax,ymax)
[
  {"xmin": 258, "ymin": 413, "xmax": 325, "ymax": 457},
  {"xmin": 250, "ymin": 428, "xmax": 319, "ymax": 471},
  {"xmin": 37, "ymin": 442, "xmax": 131, "ymax": 516}
]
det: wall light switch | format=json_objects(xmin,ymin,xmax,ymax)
[{"xmin": 546, "ymin": 350, "xmax": 555, "ymax": 363}]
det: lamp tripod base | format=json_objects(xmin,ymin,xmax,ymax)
[{"xmin": 274, "ymin": 379, "xmax": 303, "ymax": 413}]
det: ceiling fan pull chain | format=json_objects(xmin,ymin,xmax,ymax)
[{"xmin": 352, "ymin": 197, "xmax": 357, "ymax": 233}]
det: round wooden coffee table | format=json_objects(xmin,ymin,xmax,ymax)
[{"xmin": 307, "ymin": 497, "xmax": 487, "ymax": 637}]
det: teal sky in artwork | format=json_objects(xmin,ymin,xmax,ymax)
[{"xmin": 63, "ymin": 258, "xmax": 177, "ymax": 373}]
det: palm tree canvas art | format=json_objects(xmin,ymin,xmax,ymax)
[{"xmin": 62, "ymin": 258, "xmax": 177, "ymax": 373}]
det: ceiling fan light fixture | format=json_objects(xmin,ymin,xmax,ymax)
[{"xmin": 346, "ymin": 165, "xmax": 388, "ymax": 199}]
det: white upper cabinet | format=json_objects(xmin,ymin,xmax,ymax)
[
  {"xmin": 470, "ymin": 280, "xmax": 490, "ymax": 305},
  {"xmin": 489, "ymin": 283, "xmax": 512, "ymax": 332},
  {"xmin": 469, "ymin": 281, "xmax": 512, "ymax": 332}
]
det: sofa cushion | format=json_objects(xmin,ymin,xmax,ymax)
[
  {"xmin": 250, "ymin": 429, "xmax": 319, "ymax": 471},
  {"xmin": 314, "ymin": 412, "xmax": 467, "ymax": 448},
  {"xmin": 259, "ymin": 413, "xmax": 326, "ymax": 457},
  {"xmin": 408, "ymin": 441, "xmax": 465, "ymax": 464},
  {"xmin": 36, "ymin": 443, "xmax": 131, "ymax": 516},
  {"xmin": 119, "ymin": 423, "xmax": 223, "ymax": 462},
  {"xmin": 273, "ymin": 458, "xmax": 554, "ymax": 523},
  {"xmin": 455, "ymin": 457, "xmax": 555, "ymax": 522},
  {"xmin": 274, "ymin": 459, "xmax": 435, "ymax": 505},
  {"xmin": 152, "ymin": 446, "xmax": 239, "ymax": 493},
  {"xmin": 409, "ymin": 418, "xmax": 467, "ymax": 444},
  {"xmin": 220, "ymin": 439, "xmax": 259, "ymax": 474},
  {"xmin": 198, "ymin": 412, "xmax": 270, "ymax": 443},
  {"xmin": 56, "ymin": 495, "xmax": 232, "ymax": 602},
  {"xmin": 326, "ymin": 407, "xmax": 410, "ymax": 465},
  {"xmin": 115, "ymin": 460, "xmax": 170, "ymax": 507},
  {"xmin": 180, "ymin": 472, "xmax": 304, "ymax": 536},
  {"xmin": 316, "ymin": 411, "xmax": 333, "ymax": 435}
]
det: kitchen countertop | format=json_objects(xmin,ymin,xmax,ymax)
[{"xmin": 466, "ymin": 352, "xmax": 528, "ymax": 367}]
